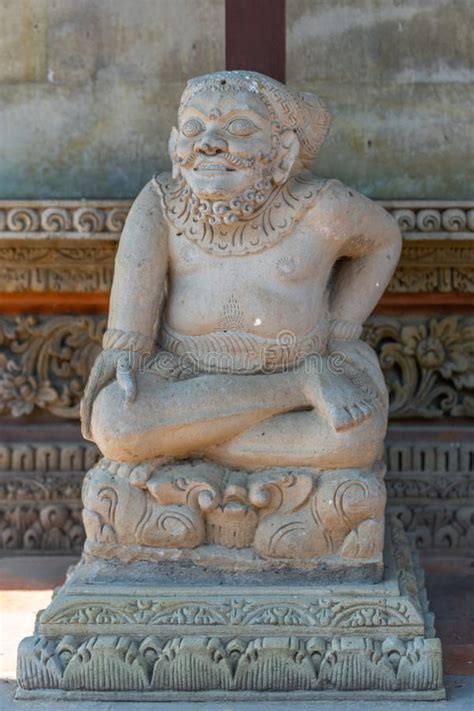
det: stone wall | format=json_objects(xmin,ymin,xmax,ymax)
[
  {"xmin": 287, "ymin": 0, "xmax": 473, "ymax": 199},
  {"xmin": 1, "ymin": 1, "xmax": 472, "ymax": 198},
  {"xmin": 0, "ymin": 0, "xmax": 224, "ymax": 199}
]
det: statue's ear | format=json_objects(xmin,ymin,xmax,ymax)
[
  {"xmin": 273, "ymin": 129, "xmax": 300, "ymax": 184},
  {"xmin": 168, "ymin": 127, "xmax": 180, "ymax": 179}
]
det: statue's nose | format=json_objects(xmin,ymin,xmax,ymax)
[{"xmin": 195, "ymin": 132, "xmax": 227, "ymax": 154}]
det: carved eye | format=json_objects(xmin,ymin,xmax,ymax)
[
  {"xmin": 181, "ymin": 118, "xmax": 205, "ymax": 137},
  {"xmin": 225, "ymin": 118, "xmax": 258, "ymax": 137}
]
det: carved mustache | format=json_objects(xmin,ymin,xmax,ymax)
[{"xmin": 177, "ymin": 150, "xmax": 257, "ymax": 170}]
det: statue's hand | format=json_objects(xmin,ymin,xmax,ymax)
[{"xmin": 80, "ymin": 349, "xmax": 138, "ymax": 441}]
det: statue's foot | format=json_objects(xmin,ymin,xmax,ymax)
[
  {"xmin": 322, "ymin": 379, "xmax": 377, "ymax": 432},
  {"xmin": 307, "ymin": 363, "xmax": 381, "ymax": 432},
  {"xmin": 98, "ymin": 457, "xmax": 171, "ymax": 489}
]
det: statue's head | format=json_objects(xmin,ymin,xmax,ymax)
[{"xmin": 169, "ymin": 71, "xmax": 331, "ymax": 211}]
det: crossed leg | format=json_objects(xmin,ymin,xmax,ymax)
[
  {"xmin": 208, "ymin": 407, "xmax": 387, "ymax": 470},
  {"xmin": 91, "ymin": 357, "xmax": 387, "ymax": 467},
  {"xmin": 91, "ymin": 369, "xmax": 310, "ymax": 462}
]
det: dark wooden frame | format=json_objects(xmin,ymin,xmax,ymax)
[{"xmin": 225, "ymin": 0, "xmax": 286, "ymax": 82}]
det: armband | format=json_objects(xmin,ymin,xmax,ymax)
[
  {"xmin": 102, "ymin": 328, "xmax": 154, "ymax": 354},
  {"xmin": 329, "ymin": 319, "xmax": 363, "ymax": 341}
]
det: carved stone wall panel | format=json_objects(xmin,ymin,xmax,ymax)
[
  {"xmin": 0, "ymin": 315, "xmax": 105, "ymax": 418},
  {"xmin": 385, "ymin": 439, "xmax": 474, "ymax": 548},
  {"xmin": 0, "ymin": 201, "xmax": 473, "ymax": 293},
  {"xmin": 388, "ymin": 242, "xmax": 474, "ymax": 293},
  {"xmin": 0, "ymin": 314, "xmax": 472, "ymax": 420},
  {"xmin": 363, "ymin": 315, "xmax": 474, "ymax": 419},
  {"xmin": 0, "ymin": 442, "xmax": 100, "ymax": 553}
]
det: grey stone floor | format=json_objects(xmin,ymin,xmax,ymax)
[{"xmin": 2, "ymin": 677, "xmax": 473, "ymax": 710}]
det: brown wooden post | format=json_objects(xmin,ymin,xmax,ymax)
[{"xmin": 225, "ymin": 0, "xmax": 286, "ymax": 82}]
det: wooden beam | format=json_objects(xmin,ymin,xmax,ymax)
[
  {"xmin": 1, "ymin": 291, "xmax": 471, "ymax": 317},
  {"xmin": 0, "ymin": 292, "xmax": 109, "ymax": 315},
  {"xmin": 225, "ymin": 0, "xmax": 285, "ymax": 82}
]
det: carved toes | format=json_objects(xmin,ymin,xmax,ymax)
[
  {"xmin": 327, "ymin": 404, "xmax": 355, "ymax": 432},
  {"xmin": 328, "ymin": 399, "xmax": 377, "ymax": 432}
]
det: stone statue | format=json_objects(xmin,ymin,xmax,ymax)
[
  {"xmin": 78, "ymin": 70, "xmax": 401, "ymax": 569},
  {"xmin": 17, "ymin": 71, "xmax": 445, "ymax": 702}
]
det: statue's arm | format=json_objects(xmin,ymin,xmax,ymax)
[
  {"xmin": 81, "ymin": 179, "xmax": 168, "ymax": 440},
  {"xmin": 107, "ymin": 179, "xmax": 168, "ymax": 344},
  {"xmin": 318, "ymin": 180, "xmax": 402, "ymax": 340}
]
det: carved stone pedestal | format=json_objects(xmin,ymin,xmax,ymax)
[
  {"xmin": 77, "ymin": 457, "xmax": 387, "ymax": 583},
  {"xmin": 16, "ymin": 517, "xmax": 444, "ymax": 701}
]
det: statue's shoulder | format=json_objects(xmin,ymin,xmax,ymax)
[
  {"xmin": 288, "ymin": 172, "xmax": 352, "ymax": 216},
  {"xmin": 288, "ymin": 171, "xmax": 328, "ymax": 200},
  {"xmin": 302, "ymin": 176, "xmax": 380, "ymax": 224},
  {"xmin": 299, "ymin": 175, "xmax": 360, "ymax": 211},
  {"xmin": 281, "ymin": 171, "xmax": 329, "ymax": 225},
  {"xmin": 127, "ymin": 174, "xmax": 170, "ymax": 216},
  {"xmin": 301, "ymin": 175, "xmax": 401, "ymax": 248},
  {"xmin": 118, "ymin": 176, "xmax": 169, "ymax": 246}
]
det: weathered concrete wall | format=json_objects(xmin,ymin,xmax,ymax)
[
  {"xmin": 0, "ymin": 0, "xmax": 224, "ymax": 198},
  {"xmin": 287, "ymin": 0, "xmax": 473, "ymax": 199},
  {"xmin": 0, "ymin": 0, "xmax": 472, "ymax": 198}
]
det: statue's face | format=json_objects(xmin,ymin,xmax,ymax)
[{"xmin": 174, "ymin": 89, "xmax": 274, "ymax": 200}]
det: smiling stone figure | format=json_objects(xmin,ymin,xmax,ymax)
[
  {"xmin": 80, "ymin": 70, "xmax": 402, "ymax": 567},
  {"xmin": 17, "ymin": 70, "xmax": 446, "ymax": 703}
]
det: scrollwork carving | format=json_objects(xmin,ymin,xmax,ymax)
[
  {"xmin": 383, "ymin": 203, "xmax": 474, "ymax": 235},
  {"xmin": 441, "ymin": 208, "xmax": 467, "ymax": 232},
  {"xmin": 391, "ymin": 504, "xmax": 474, "ymax": 549},
  {"xmin": 45, "ymin": 596, "xmax": 416, "ymax": 630},
  {"xmin": 40, "ymin": 208, "xmax": 72, "ymax": 232},
  {"xmin": 5, "ymin": 207, "xmax": 40, "ymax": 232},
  {"xmin": 80, "ymin": 459, "xmax": 385, "ymax": 565},
  {"xmin": 0, "ymin": 315, "xmax": 105, "ymax": 418},
  {"xmin": 415, "ymin": 209, "xmax": 441, "ymax": 232},
  {"xmin": 363, "ymin": 315, "xmax": 474, "ymax": 418},
  {"xmin": 72, "ymin": 207, "xmax": 106, "ymax": 233},
  {"xmin": 0, "ymin": 503, "xmax": 84, "ymax": 551},
  {"xmin": 82, "ymin": 458, "xmax": 221, "ymax": 549}
]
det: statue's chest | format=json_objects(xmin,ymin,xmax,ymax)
[{"xmin": 169, "ymin": 227, "xmax": 320, "ymax": 283}]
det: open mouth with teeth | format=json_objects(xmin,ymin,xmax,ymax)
[{"xmin": 194, "ymin": 162, "xmax": 236, "ymax": 173}]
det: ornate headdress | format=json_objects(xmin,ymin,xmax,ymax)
[{"xmin": 179, "ymin": 70, "xmax": 332, "ymax": 167}]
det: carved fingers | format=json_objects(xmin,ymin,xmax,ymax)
[
  {"xmin": 80, "ymin": 349, "xmax": 138, "ymax": 441},
  {"xmin": 116, "ymin": 355, "xmax": 137, "ymax": 404}
]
